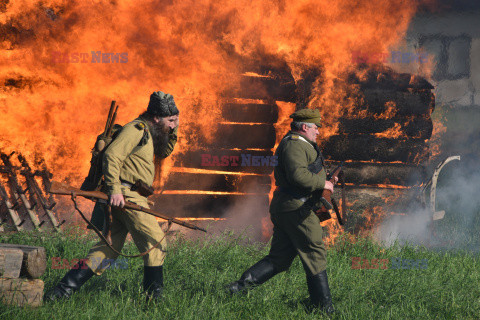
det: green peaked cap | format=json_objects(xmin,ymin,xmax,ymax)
[{"xmin": 289, "ymin": 108, "xmax": 322, "ymax": 127}]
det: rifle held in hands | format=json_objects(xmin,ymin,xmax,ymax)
[
  {"xmin": 313, "ymin": 162, "xmax": 345, "ymax": 226},
  {"xmin": 49, "ymin": 181, "xmax": 207, "ymax": 233}
]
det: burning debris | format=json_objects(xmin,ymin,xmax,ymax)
[{"xmin": 0, "ymin": 151, "xmax": 63, "ymax": 232}]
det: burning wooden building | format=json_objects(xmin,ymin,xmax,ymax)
[
  {"xmin": 2, "ymin": 0, "xmax": 478, "ymax": 241},
  {"xmin": 148, "ymin": 62, "xmax": 435, "ymax": 238}
]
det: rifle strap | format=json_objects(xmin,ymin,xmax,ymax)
[
  {"xmin": 340, "ymin": 170, "xmax": 346, "ymax": 221},
  {"xmin": 70, "ymin": 193, "xmax": 171, "ymax": 258}
]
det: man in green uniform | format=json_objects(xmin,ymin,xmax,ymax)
[
  {"xmin": 226, "ymin": 109, "xmax": 335, "ymax": 314},
  {"xmin": 46, "ymin": 91, "xmax": 179, "ymax": 302}
]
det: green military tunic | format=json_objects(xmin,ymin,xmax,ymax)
[
  {"xmin": 267, "ymin": 131, "xmax": 328, "ymax": 276},
  {"xmin": 86, "ymin": 117, "xmax": 177, "ymax": 274}
]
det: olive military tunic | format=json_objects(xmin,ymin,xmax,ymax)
[
  {"xmin": 86, "ymin": 117, "xmax": 177, "ymax": 274},
  {"xmin": 267, "ymin": 131, "xmax": 328, "ymax": 276}
]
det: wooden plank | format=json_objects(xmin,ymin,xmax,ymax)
[
  {"xmin": 221, "ymin": 103, "xmax": 278, "ymax": 123},
  {"xmin": 0, "ymin": 278, "xmax": 43, "ymax": 307},
  {"xmin": 0, "ymin": 244, "xmax": 46, "ymax": 279},
  {"xmin": 338, "ymin": 116, "xmax": 433, "ymax": 140},
  {"xmin": 322, "ymin": 135, "xmax": 429, "ymax": 163},
  {"xmin": 151, "ymin": 194, "xmax": 270, "ymax": 218},
  {"xmin": 164, "ymin": 172, "xmax": 271, "ymax": 193},
  {"xmin": 186, "ymin": 123, "xmax": 276, "ymax": 150},
  {"xmin": 356, "ymin": 88, "xmax": 435, "ymax": 116},
  {"xmin": 215, "ymin": 123, "xmax": 276, "ymax": 149},
  {"xmin": 0, "ymin": 248, "xmax": 23, "ymax": 278}
]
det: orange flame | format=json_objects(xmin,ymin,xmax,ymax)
[
  {"xmin": 1, "ymin": 1, "xmax": 431, "ymax": 237},
  {"xmin": 375, "ymin": 123, "xmax": 403, "ymax": 138},
  {"xmin": 1, "ymin": 0, "xmax": 423, "ymax": 184}
]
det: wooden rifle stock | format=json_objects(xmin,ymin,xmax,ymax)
[
  {"xmin": 316, "ymin": 163, "xmax": 343, "ymax": 216},
  {"xmin": 49, "ymin": 181, "xmax": 207, "ymax": 233}
]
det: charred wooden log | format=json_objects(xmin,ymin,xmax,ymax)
[
  {"xmin": 338, "ymin": 116, "xmax": 433, "ymax": 139},
  {"xmin": 337, "ymin": 186, "xmax": 406, "ymax": 232},
  {"xmin": 352, "ymin": 88, "xmax": 435, "ymax": 117},
  {"xmin": 322, "ymin": 135, "xmax": 429, "ymax": 163},
  {"xmin": 325, "ymin": 161, "xmax": 427, "ymax": 186},
  {"xmin": 349, "ymin": 65, "xmax": 434, "ymax": 91},
  {"xmin": 222, "ymin": 103, "xmax": 278, "ymax": 124}
]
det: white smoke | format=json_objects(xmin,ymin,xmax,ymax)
[{"xmin": 375, "ymin": 157, "xmax": 480, "ymax": 249}]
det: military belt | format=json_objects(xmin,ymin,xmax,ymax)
[{"xmin": 122, "ymin": 180, "xmax": 154, "ymax": 197}]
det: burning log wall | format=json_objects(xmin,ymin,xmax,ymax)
[
  {"xmin": 154, "ymin": 62, "xmax": 434, "ymax": 237},
  {"xmin": 324, "ymin": 66, "xmax": 435, "ymax": 232},
  {"xmin": 154, "ymin": 71, "xmax": 297, "ymax": 220}
]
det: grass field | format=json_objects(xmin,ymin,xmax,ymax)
[{"xmin": 1, "ymin": 227, "xmax": 479, "ymax": 320}]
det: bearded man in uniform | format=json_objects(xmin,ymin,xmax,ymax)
[
  {"xmin": 46, "ymin": 91, "xmax": 179, "ymax": 302},
  {"xmin": 226, "ymin": 109, "xmax": 336, "ymax": 314}
]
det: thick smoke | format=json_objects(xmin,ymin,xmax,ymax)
[
  {"xmin": 210, "ymin": 185, "xmax": 271, "ymax": 242},
  {"xmin": 376, "ymin": 157, "xmax": 480, "ymax": 250}
]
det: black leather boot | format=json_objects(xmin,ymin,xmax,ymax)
[
  {"xmin": 143, "ymin": 265, "xmax": 164, "ymax": 302},
  {"xmin": 306, "ymin": 270, "xmax": 335, "ymax": 315},
  {"xmin": 45, "ymin": 266, "xmax": 95, "ymax": 301},
  {"xmin": 227, "ymin": 257, "xmax": 278, "ymax": 294}
]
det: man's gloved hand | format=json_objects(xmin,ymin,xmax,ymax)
[{"xmin": 110, "ymin": 194, "xmax": 125, "ymax": 208}]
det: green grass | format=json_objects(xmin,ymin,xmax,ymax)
[{"xmin": 1, "ymin": 228, "xmax": 479, "ymax": 320}]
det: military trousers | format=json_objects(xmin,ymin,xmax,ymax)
[
  {"xmin": 86, "ymin": 198, "xmax": 167, "ymax": 275},
  {"xmin": 267, "ymin": 206, "xmax": 327, "ymax": 277}
]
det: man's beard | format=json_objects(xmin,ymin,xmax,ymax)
[{"xmin": 148, "ymin": 120, "xmax": 170, "ymax": 157}]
